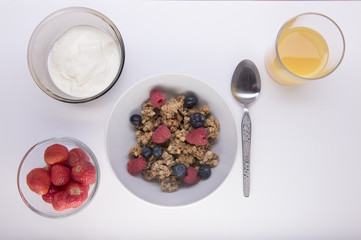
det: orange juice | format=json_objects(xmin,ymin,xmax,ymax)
[
  {"xmin": 266, "ymin": 27, "xmax": 331, "ymax": 86},
  {"xmin": 278, "ymin": 27, "xmax": 329, "ymax": 78},
  {"xmin": 266, "ymin": 13, "xmax": 344, "ymax": 86}
]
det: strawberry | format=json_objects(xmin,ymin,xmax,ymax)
[
  {"xmin": 63, "ymin": 182, "xmax": 89, "ymax": 208},
  {"xmin": 42, "ymin": 184, "xmax": 62, "ymax": 204},
  {"xmin": 183, "ymin": 167, "xmax": 201, "ymax": 184},
  {"xmin": 44, "ymin": 144, "xmax": 69, "ymax": 165},
  {"xmin": 50, "ymin": 164, "xmax": 70, "ymax": 186},
  {"xmin": 26, "ymin": 168, "xmax": 51, "ymax": 195},
  {"xmin": 52, "ymin": 191, "xmax": 70, "ymax": 211},
  {"xmin": 71, "ymin": 161, "xmax": 96, "ymax": 185},
  {"xmin": 44, "ymin": 164, "xmax": 51, "ymax": 172},
  {"xmin": 127, "ymin": 157, "xmax": 146, "ymax": 175},
  {"xmin": 150, "ymin": 90, "xmax": 166, "ymax": 108},
  {"xmin": 186, "ymin": 127, "xmax": 208, "ymax": 146},
  {"xmin": 152, "ymin": 124, "xmax": 171, "ymax": 144},
  {"xmin": 67, "ymin": 148, "xmax": 89, "ymax": 167},
  {"xmin": 81, "ymin": 183, "xmax": 90, "ymax": 193}
]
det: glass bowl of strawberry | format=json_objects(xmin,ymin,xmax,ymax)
[{"xmin": 17, "ymin": 137, "xmax": 100, "ymax": 218}]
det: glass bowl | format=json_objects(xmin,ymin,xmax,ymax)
[
  {"xmin": 27, "ymin": 7, "xmax": 125, "ymax": 103},
  {"xmin": 17, "ymin": 137, "xmax": 100, "ymax": 218},
  {"xmin": 105, "ymin": 73, "xmax": 239, "ymax": 207}
]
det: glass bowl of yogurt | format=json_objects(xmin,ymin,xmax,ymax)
[{"xmin": 27, "ymin": 7, "xmax": 125, "ymax": 103}]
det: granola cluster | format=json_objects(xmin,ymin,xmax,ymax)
[{"xmin": 128, "ymin": 93, "xmax": 220, "ymax": 192}]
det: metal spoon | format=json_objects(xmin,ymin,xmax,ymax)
[{"xmin": 231, "ymin": 59, "xmax": 261, "ymax": 197}]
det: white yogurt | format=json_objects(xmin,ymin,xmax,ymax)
[{"xmin": 47, "ymin": 25, "xmax": 121, "ymax": 98}]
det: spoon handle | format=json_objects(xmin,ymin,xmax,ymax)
[{"xmin": 242, "ymin": 108, "xmax": 251, "ymax": 197}]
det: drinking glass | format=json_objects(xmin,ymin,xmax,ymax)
[{"xmin": 265, "ymin": 13, "xmax": 345, "ymax": 86}]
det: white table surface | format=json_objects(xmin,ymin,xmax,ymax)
[{"xmin": 1, "ymin": 0, "xmax": 361, "ymax": 239}]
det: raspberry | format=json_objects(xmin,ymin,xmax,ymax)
[
  {"xmin": 63, "ymin": 182, "xmax": 89, "ymax": 208},
  {"xmin": 127, "ymin": 157, "xmax": 146, "ymax": 175},
  {"xmin": 50, "ymin": 164, "xmax": 70, "ymax": 186},
  {"xmin": 68, "ymin": 148, "xmax": 89, "ymax": 167},
  {"xmin": 44, "ymin": 144, "xmax": 69, "ymax": 165},
  {"xmin": 152, "ymin": 124, "xmax": 171, "ymax": 144},
  {"xmin": 150, "ymin": 90, "xmax": 166, "ymax": 108},
  {"xmin": 26, "ymin": 168, "xmax": 51, "ymax": 195},
  {"xmin": 183, "ymin": 167, "xmax": 200, "ymax": 184},
  {"xmin": 186, "ymin": 127, "xmax": 208, "ymax": 146},
  {"xmin": 71, "ymin": 161, "xmax": 96, "ymax": 185}
]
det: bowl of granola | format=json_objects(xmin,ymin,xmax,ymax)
[{"xmin": 105, "ymin": 73, "xmax": 238, "ymax": 206}]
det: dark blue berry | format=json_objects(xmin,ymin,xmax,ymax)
[
  {"xmin": 153, "ymin": 145, "xmax": 163, "ymax": 158},
  {"xmin": 183, "ymin": 95, "xmax": 198, "ymax": 108},
  {"xmin": 190, "ymin": 113, "xmax": 206, "ymax": 128},
  {"xmin": 198, "ymin": 166, "xmax": 211, "ymax": 179},
  {"xmin": 172, "ymin": 163, "xmax": 187, "ymax": 178},
  {"xmin": 130, "ymin": 114, "xmax": 142, "ymax": 126},
  {"xmin": 141, "ymin": 146, "xmax": 153, "ymax": 159}
]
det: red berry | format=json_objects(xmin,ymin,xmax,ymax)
[
  {"xmin": 52, "ymin": 191, "xmax": 70, "ymax": 211},
  {"xmin": 26, "ymin": 168, "xmax": 51, "ymax": 195},
  {"xmin": 81, "ymin": 183, "xmax": 90, "ymax": 193},
  {"xmin": 186, "ymin": 127, "xmax": 208, "ymax": 146},
  {"xmin": 44, "ymin": 164, "xmax": 51, "ymax": 172},
  {"xmin": 44, "ymin": 144, "xmax": 69, "ymax": 165},
  {"xmin": 71, "ymin": 161, "xmax": 96, "ymax": 185},
  {"xmin": 127, "ymin": 157, "xmax": 146, "ymax": 175},
  {"xmin": 42, "ymin": 184, "xmax": 61, "ymax": 204},
  {"xmin": 63, "ymin": 182, "xmax": 89, "ymax": 208},
  {"xmin": 68, "ymin": 148, "xmax": 89, "ymax": 167},
  {"xmin": 50, "ymin": 164, "xmax": 70, "ymax": 186},
  {"xmin": 152, "ymin": 124, "xmax": 171, "ymax": 144},
  {"xmin": 150, "ymin": 90, "xmax": 166, "ymax": 108},
  {"xmin": 183, "ymin": 167, "xmax": 201, "ymax": 184}
]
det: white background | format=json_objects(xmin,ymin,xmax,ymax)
[{"xmin": 1, "ymin": 0, "xmax": 361, "ymax": 239}]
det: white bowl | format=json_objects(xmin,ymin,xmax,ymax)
[{"xmin": 105, "ymin": 73, "xmax": 238, "ymax": 206}]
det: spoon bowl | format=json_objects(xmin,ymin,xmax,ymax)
[
  {"xmin": 231, "ymin": 59, "xmax": 261, "ymax": 197},
  {"xmin": 231, "ymin": 60, "xmax": 261, "ymax": 107}
]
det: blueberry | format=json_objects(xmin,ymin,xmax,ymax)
[
  {"xmin": 198, "ymin": 166, "xmax": 211, "ymax": 179},
  {"xmin": 190, "ymin": 113, "xmax": 206, "ymax": 128},
  {"xmin": 172, "ymin": 163, "xmax": 187, "ymax": 178},
  {"xmin": 183, "ymin": 95, "xmax": 198, "ymax": 108},
  {"xmin": 141, "ymin": 146, "xmax": 153, "ymax": 159},
  {"xmin": 153, "ymin": 145, "xmax": 163, "ymax": 158},
  {"xmin": 130, "ymin": 114, "xmax": 142, "ymax": 126}
]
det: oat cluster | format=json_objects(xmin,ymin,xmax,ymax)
[{"xmin": 128, "ymin": 95, "xmax": 220, "ymax": 192}]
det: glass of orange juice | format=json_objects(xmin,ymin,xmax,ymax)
[{"xmin": 266, "ymin": 13, "xmax": 345, "ymax": 86}]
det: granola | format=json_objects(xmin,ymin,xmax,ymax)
[{"xmin": 127, "ymin": 91, "xmax": 220, "ymax": 192}]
